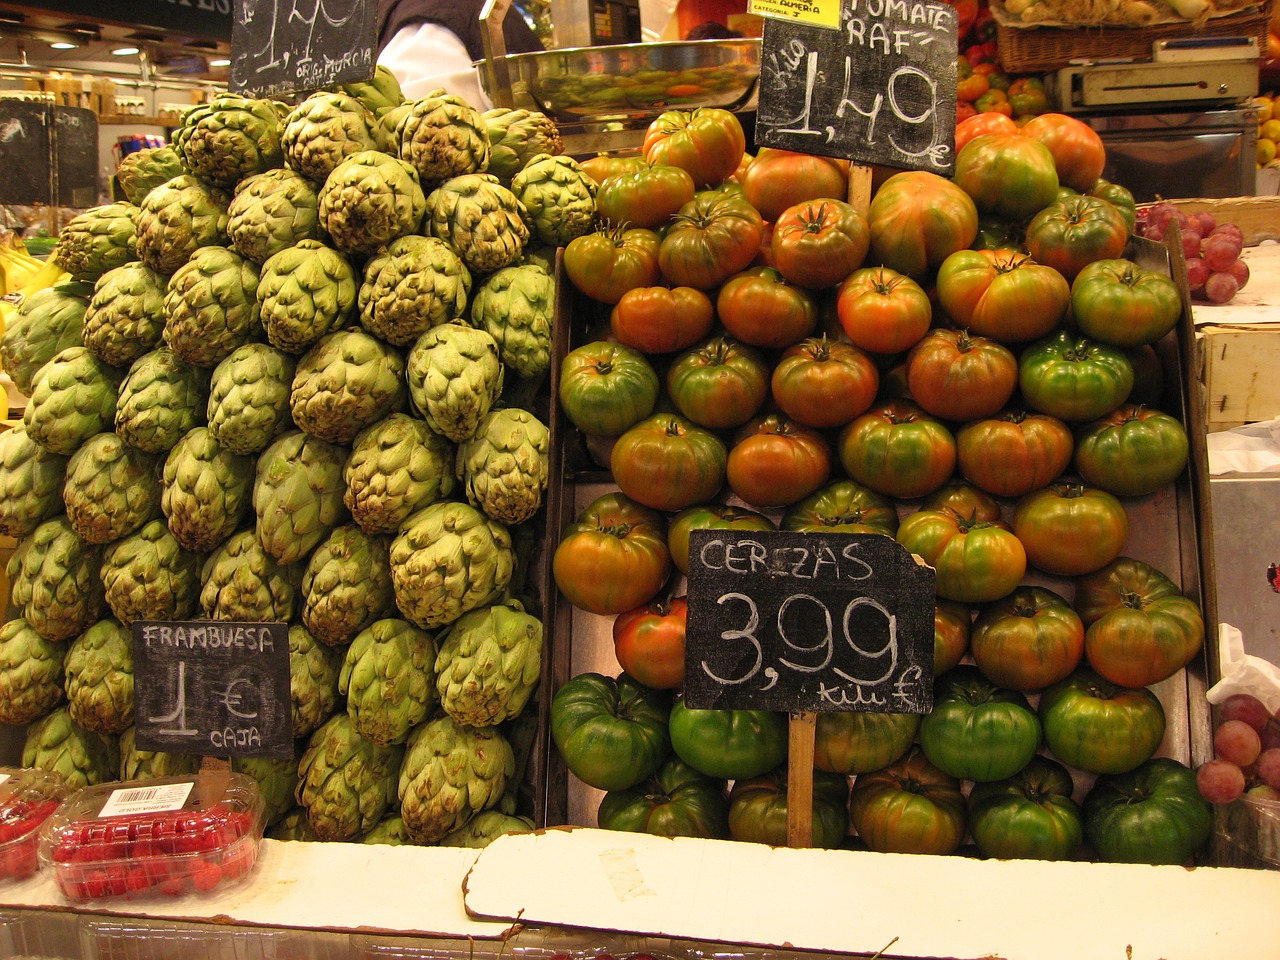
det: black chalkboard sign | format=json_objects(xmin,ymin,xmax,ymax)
[
  {"xmin": 755, "ymin": 0, "xmax": 959, "ymax": 175},
  {"xmin": 132, "ymin": 621, "xmax": 294, "ymax": 760},
  {"xmin": 230, "ymin": 0, "xmax": 378, "ymax": 99},
  {"xmin": 0, "ymin": 103, "xmax": 97, "ymax": 208},
  {"xmin": 684, "ymin": 530, "xmax": 935, "ymax": 713}
]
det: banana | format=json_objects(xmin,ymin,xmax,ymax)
[{"xmin": 15, "ymin": 260, "xmax": 70, "ymax": 302}]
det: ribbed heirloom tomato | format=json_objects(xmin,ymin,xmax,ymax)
[
  {"xmin": 1018, "ymin": 330, "xmax": 1134, "ymax": 422},
  {"xmin": 1013, "ymin": 481, "xmax": 1129, "ymax": 577},
  {"xmin": 666, "ymin": 335, "xmax": 769, "ymax": 430},
  {"xmin": 770, "ymin": 199, "xmax": 870, "ymax": 290},
  {"xmin": 558, "ymin": 340, "xmax": 659, "ymax": 437},
  {"xmin": 835, "ymin": 266, "xmax": 932, "ymax": 355},
  {"xmin": 1070, "ymin": 258, "xmax": 1182, "ymax": 348},
  {"xmin": 848, "ymin": 746, "xmax": 967, "ymax": 855},
  {"xmin": 905, "ymin": 328, "xmax": 1019, "ymax": 423},
  {"xmin": 771, "ymin": 336, "xmax": 879, "ymax": 429},
  {"xmin": 969, "ymin": 585, "xmax": 1085, "ymax": 692},
  {"xmin": 780, "ymin": 479, "xmax": 900, "ymax": 537},
  {"xmin": 666, "ymin": 503, "xmax": 774, "ymax": 574},
  {"xmin": 612, "ymin": 597, "xmax": 688, "ymax": 690},
  {"xmin": 668, "ymin": 701, "xmax": 787, "ymax": 781},
  {"xmin": 918, "ymin": 665, "xmax": 1043, "ymax": 782},
  {"xmin": 610, "ymin": 285, "xmax": 715, "ymax": 355},
  {"xmin": 595, "ymin": 162, "xmax": 696, "ymax": 231},
  {"xmin": 1038, "ymin": 666, "xmax": 1166, "ymax": 775},
  {"xmin": 1019, "ymin": 112, "xmax": 1107, "ymax": 193},
  {"xmin": 659, "ymin": 192, "xmax": 764, "ymax": 290},
  {"xmin": 596, "ymin": 757, "xmax": 729, "ymax": 839},
  {"xmin": 1083, "ymin": 758, "xmax": 1212, "ymax": 865},
  {"xmin": 867, "ymin": 170, "xmax": 979, "ymax": 277},
  {"xmin": 728, "ymin": 769, "xmax": 849, "ymax": 849},
  {"xmin": 553, "ymin": 492, "xmax": 671, "ymax": 616},
  {"xmin": 1073, "ymin": 403, "xmax": 1189, "ymax": 498},
  {"xmin": 838, "ymin": 399, "xmax": 957, "ymax": 500},
  {"xmin": 726, "ymin": 413, "xmax": 832, "ymax": 509},
  {"xmin": 642, "ymin": 107, "xmax": 747, "ymax": 189},
  {"xmin": 967, "ymin": 756, "xmax": 1084, "ymax": 861},
  {"xmin": 563, "ymin": 224, "xmax": 661, "ymax": 304},
  {"xmin": 814, "ymin": 711, "xmax": 920, "ymax": 775},
  {"xmin": 953, "ymin": 132, "xmax": 1059, "ymax": 221},
  {"xmin": 550, "ymin": 672, "xmax": 672, "ymax": 791},
  {"xmin": 738, "ymin": 147, "xmax": 849, "ymax": 222},
  {"xmin": 895, "ymin": 504, "xmax": 1027, "ymax": 604},
  {"xmin": 935, "ymin": 247, "xmax": 1070, "ymax": 343},
  {"xmin": 934, "ymin": 599, "xmax": 973, "ymax": 676},
  {"xmin": 1025, "ymin": 194, "xmax": 1130, "ymax": 281},
  {"xmin": 611, "ymin": 413, "xmax": 727, "ymax": 512},
  {"xmin": 717, "ymin": 266, "xmax": 818, "ymax": 349},
  {"xmin": 955, "ymin": 409, "xmax": 1074, "ymax": 497}
]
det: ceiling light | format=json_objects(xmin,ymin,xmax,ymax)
[
  {"xmin": 112, "ymin": 46, "xmax": 140, "ymax": 56},
  {"xmin": 210, "ymin": 58, "xmax": 231, "ymax": 67},
  {"xmin": 49, "ymin": 41, "xmax": 77, "ymax": 49}
]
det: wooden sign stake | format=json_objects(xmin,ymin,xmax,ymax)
[{"xmin": 786, "ymin": 711, "xmax": 817, "ymax": 848}]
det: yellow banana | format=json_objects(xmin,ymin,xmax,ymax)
[{"xmin": 16, "ymin": 260, "xmax": 70, "ymax": 301}]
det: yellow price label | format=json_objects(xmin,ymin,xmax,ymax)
[{"xmin": 748, "ymin": 0, "xmax": 842, "ymax": 29}]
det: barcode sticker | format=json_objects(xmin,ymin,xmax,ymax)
[{"xmin": 98, "ymin": 781, "xmax": 195, "ymax": 818}]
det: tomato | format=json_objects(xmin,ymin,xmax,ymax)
[
  {"xmin": 596, "ymin": 756, "xmax": 728, "ymax": 839},
  {"xmin": 716, "ymin": 266, "xmax": 818, "ymax": 349},
  {"xmin": 739, "ymin": 147, "xmax": 849, "ymax": 223},
  {"xmin": 1075, "ymin": 556, "xmax": 1205, "ymax": 689},
  {"xmin": 558, "ymin": 340, "xmax": 659, "ymax": 437},
  {"xmin": 728, "ymin": 768, "xmax": 849, "ymax": 849},
  {"xmin": 1019, "ymin": 113, "xmax": 1106, "ymax": 193},
  {"xmin": 553, "ymin": 492, "xmax": 671, "ymax": 616},
  {"xmin": 610, "ymin": 413, "xmax": 727, "ymax": 512},
  {"xmin": 867, "ymin": 170, "xmax": 979, "ymax": 278},
  {"xmin": 934, "ymin": 599, "xmax": 972, "ymax": 676},
  {"xmin": 967, "ymin": 756, "xmax": 1084, "ymax": 861},
  {"xmin": 550, "ymin": 672, "xmax": 672, "ymax": 791},
  {"xmin": 1024, "ymin": 195, "xmax": 1129, "ymax": 281},
  {"xmin": 1012, "ymin": 481, "xmax": 1129, "ymax": 577},
  {"xmin": 1073, "ymin": 403, "xmax": 1189, "ymax": 497},
  {"xmin": 642, "ymin": 107, "xmax": 748, "ymax": 189},
  {"xmin": 970, "ymin": 585, "xmax": 1085, "ymax": 692},
  {"xmin": 918, "ymin": 664, "xmax": 1043, "ymax": 782},
  {"xmin": 666, "ymin": 335, "xmax": 769, "ymax": 430},
  {"xmin": 848, "ymin": 746, "xmax": 967, "ymax": 855},
  {"xmin": 659, "ymin": 192, "xmax": 765, "ymax": 290},
  {"xmin": 668, "ymin": 700, "xmax": 787, "ymax": 780},
  {"xmin": 580, "ymin": 155, "xmax": 646, "ymax": 186},
  {"xmin": 1038, "ymin": 666, "xmax": 1166, "ymax": 775},
  {"xmin": 771, "ymin": 336, "xmax": 879, "ymax": 429},
  {"xmin": 953, "ymin": 132, "xmax": 1059, "ymax": 221},
  {"xmin": 934, "ymin": 248, "xmax": 1070, "ymax": 343},
  {"xmin": 905, "ymin": 328, "xmax": 1019, "ymax": 423},
  {"xmin": 780, "ymin": 479, "xmax": 899, "ymax": 537},
  {"xmin": 814, "ymin": 711, "xmax": 920, "ymax": 775},
  {"xmin": 956, "ymin": 70, "xmax": 990, "ymax": 103},
  {"xmin": 1070, "ymin": 259, "xmax": 1181, "ymax": 349},
  {"xmin": 667, "ymin": 503, "xmax": 775, "ymax": 575},
  {"xmin": 613, "ymin": 597, "xmax": 688, "ymax": 691},
  {"xmin": 596, "ymin": 162, "xmax": 697, "ymax": 231},
  {"xmin": 972, "ymin": 214, "xmax": 1026, "ymax": 252},
  {"xmin": 723, "ymin": 413, "xmax": 831, "ymax": 509},
  {"xmin": 563, "ymin": 224, "xmax": 662, "ymax": 304},
  {"xmin": 895, "ymin": 504, "xmax": 1027, "ymax": 604},
  {"xmin": 955, "ymin": 409, "xmax": 1073, "ymax": 497},
  {"xmin": 1087, "ymin": 178, "xmax": 1137, "ymax": 233},
  {"xmin": 835, "ymin": 266, "xmax": 932, "ymax": 356},
  {"xmin": 609, "ymin": 285, "xmax": 715, "ymax": 355},
  {"xmin": 1018, "ymin": 330, "xmax": 1134, "ymax": 422},
  {"xmin": 1082, "ymin": 758, "xmax": 1212, "ymax": 865},
  {"xmin": 920, "ymin": 479, "xmax": 1003, "ymax": 523},
  {"xmin": 770, "ymin": 199, "xmax": 870, "ymax": 290},
  {"xmin": 838, "ymin": 399, "xmax": 957, "ymax": 500}
]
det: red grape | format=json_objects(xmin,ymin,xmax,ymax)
[
  {"xmin": 1201, "ymin": 232, "xmax": 1243, "ymax": 271},
  {"xmin": 1211, "ymin": 223, "xmax": 1244, "ymax": 245},
  {"xmin": 1221, "ymin": 693, "xmax": 1272, "ymax": 733},
  {"xmin": 1197, "ymin": 758, "xmax": 1246, "ymax": 804},
  {"xmin": 1184, "ymin": 256, "xmax": 1209, "ymax": 292},
  {"xmin": 1191, "ymin": 211, "xmax": 1217, "ymax": 236},
  {"xmin": 1225, "ymin": 257, "xmax": 1249, "ymax": 291},
  {"xmin": 1216, "ymin": 718, "xmax": 1263, "ymax": 766},
  {"xmin": 1256, "ymin": 747, "xmax": 1280, "ymax": 790},
  {"xmin": 1180, "ymin": 227, "xmax": 1202, "ymax": 261},
  {"xmin": 1202, "ymin": 271, "xmax": 1239, "ymax": 304},
  {"xmin": 1261, "ymin": 718, "xmax": 1280, "ymax": 752}
]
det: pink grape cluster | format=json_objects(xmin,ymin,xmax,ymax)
[
  {"xmin": 1196, "ymin": 693, "xmax": 1280, "ymax": 805},
  {"xmin": 1137, "ymin": 201, "xmax": 1250, "ymax": 304}
]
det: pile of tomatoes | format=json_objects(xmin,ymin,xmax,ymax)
[{"xmin": 548, "ymin": 105, "xmax": 1213, "ymax": 866}]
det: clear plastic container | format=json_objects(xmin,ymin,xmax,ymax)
[
  {"xmin": 38, "ymin": 771, "xmax": 265, "ymax": 902},
  {"xmin": 1214, "ymin": 791, "xmax": 1280, "ymax": 870},
  {"xmin": 0, "ymin": 767, "xmax": 68, "ymax": 883}
]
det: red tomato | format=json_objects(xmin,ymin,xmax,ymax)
[
  {"xmin": 726, "ymin": 413, "xmax": 833, "ymax": 509},
  {"xmin": 934, "ymin": 247, "xmax": 1071, "ymax": 344},
  {"xmin": 1019, "ymin": 113, "xmax": 1107, "ymax": 193},
  {"xmin": 970, "ymin": 585, "xmax": 1085, "ymax": 692},
  {"xmin": 835, "ymin": 266, "xmax": 932, "ymax": 355},
  {"xmin": 837, "ymin": 399, "xmax": 957, "ymax": 500},
  {"xmin": 955, "ymin": 112, "xmax": 1018, "ymax": 153},
  {"xmin": 659, "ymin": 192, "xmax": 765, "ymax": 290},
  {"xmin": 867, "ymin": 171, "xmax": 979, "ymax": 278},
  {"xmin": 739, "ymin": 148, "xmax": 849, "ymax": 223},
  {"xmin": 553, "ymin": 493, "xmax": 671, "ymax": 616},
  {"xmin": 771, "ymin": 199, "xmax": 870, "ymax": 290},
  {"xmin": 770, "ymin": 336, "xmax": 880, "ymax": 429},
  {"xmin": 906, "ymin": 328, "xmax": 1019, "ymax": 423},
  {"xmin": 563, "ymin": 225, "xmax": 662, "ymax": 305},
  {"xmin": 613, "ymin": 597, "xmax": 688, "ymax": 690},
  {"xmin": 610, "ymin": 285, "xmax": 715, "ymax": 354},
  {"xmin": 955, "ymin": 409, "xmax": 1074, "ymax": 497},
  {"xmin": 642, "ymin": 107, "xmax": 747, "ymax": 189},
  {"xmin": 716, "ymin": 266, "xmax": 818, "ymax": 349},
  {"xmin": 610, "ymin": 413, "xmax": 728, "ymax": 511}
]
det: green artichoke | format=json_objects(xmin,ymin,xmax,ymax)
[
  {"xmin": 361, "ymin": 813, "xmax": 414, "ymax": 845},
  {"xmin": 435, "ymin": 599, "xmax": 542, "ymax": 727},
  {"xmin": 0, "ymin": 617, "xmax": 66, "ymax": 725},
  {"xmin": 115, "ymin": 145, "xmax": 186, "ymax": 206},
  {"xmin": 455, "ymin": 408, "xmax": 550, "ymax": 526},
  {"xmin": 518, "ymin": 243, "xmax": 556, "ymax": 276},
  {"xmin": 6, "ymin": 516, "xmax": 105, "ymax": 642},
  {"xmin": 258, "ymin": 239, "xmax": 358, "ymax": 354},
  {"xmin": 343, "ymin": 413, "xmax": 456, "ymax": 535},
  {"xmin": 425, "ymin": 173, "xmax": 529, "ymax": 275},
  {"xmin": 51, "ymin": 202, "xmax": 139, "ymax": 282},
  {"xmin": 317, "ymin": 150, "xmax": 426, "ymax": 256},
  {"xmin": 161, "ymin": 425, "xmax": 256, "ymax": 552},
  {"xmin": 0, "ymin": 423, "xmax": 68, "ymax": 538},
  {"xmin": 22, "ymin": 346, "xmax": 124, "ymax": 456},
  {"xmin": 405, "ymin": 321, "xmax": 504, "ymax": 442},
  {"xmin": 341, "ymin": 65, "xmax": 405, "ymax": 119},
  {"xmin": 22, "ymin": 705, "xmax": 118, "ymax": 790},
  {"xmin": 206, "ymin": 342, "xmax": 297, "ymax": 456},
  {"xmin": 438, "ymin": 809, "xmax": 535, "ymax": 848},
  {"xmin": 199, "ymin": 527, "xmax": 303, "ymax": 623},
  {"xmin": 510, "ymin": 153, "xmax": 597, "ymax": 247},
  {"xmin": 398, "ymin": 714, "xmax": 515, "ymax": 843},
  {"xmin": 288, "ymin": 623, "xmax": 343, "ymax": 740},
  {"xmin": 233, "ymin": 755, "xmax": 299, "ymax": 827},
  {"xmin": 339, "ymin": 617, "xmax": 437, "ymax": 746},
  {"xmin": 481, "ymin": 108, "xmax": 563, "ymax": 184},
  {"xmin": 295, "ymin": 712, "xmax": 404, "ymax": 841},
  {"xmin": 302, "ymin": 524, "xmax": 397, "ymax": 647},
  {"xmin": 162, "ymin": 245, "xmax": 262, "ymax": 368},
  {"xmin": 81, "ymin": 262, "xmax": 169, "ymax": 368},
  {"xmin": 135, "ymin": 174, "xmax": 231, "ymax": 275},
  {"xmin": 358, "ymin": 235, "xmax": 471, "ymax": 347},
  {"xmin": 469, "ymin": 263, "xmax": 555, "ymax": 381},
  {"xmin": 0, "ymin": 280, "xmax": 94, "ymax": 396},
  {"xmin": 173, "ymin": 94, "xmax": 288, "ymax": 188},
  {"xmin": 62, "ymin": 432, "xmax": 163, "ymax": 545},
  {"xmin": 226, "ymin": 167, "xmax": 323, "ymax": 265},
  {"xmin": 282, "ymin": 92, "xmax": 394, "ymax": 185},
  {"xmin": 114, "ymin": 346, "xmax": 211, "ymax": 454},
  {"xmin": 100, "ymin": 519, "xmax": 201, "ymax": 625},
  {"xmin": 253, "ymin": 430, "xmax": 350, "ymax": 565},
  {"xmin": 119, "ymin": 725, "xmax": 201, "ymax": 781},
  {"xmin": 63, "ymin": 618, "xmax": 134, "ymax": 735},
  {"xmin": 267, "ymin": 807, "xmax": 320, "ymax": 841},
  {"xmin": 394, "ymin": 93, "xmax": 491, "ymax": 185},
  {"xmin": 389, "ymin": 501, "xmax": 514, "ymax": 629},
  {"xmin": 290, "ymin": 329, "xmax": 407, "ymax": 444}
]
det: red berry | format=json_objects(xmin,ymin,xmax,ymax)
[{"xmin": 191, "ymin": 862, "xmax": 223, "ymax": 893}]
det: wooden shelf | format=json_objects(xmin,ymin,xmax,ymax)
[{"xmin": 98, "ymin": 115, "xmax": 178, "ymax": 128}]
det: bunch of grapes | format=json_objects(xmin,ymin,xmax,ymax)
[
  {"xmin": 1136, "ymin": 201, "xmax": 1251, "ymax": 304},
  {"xmin": 1195, "ymin": 692, "xmax": 1280, "ymax": 805}
]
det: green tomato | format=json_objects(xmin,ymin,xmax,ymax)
[
  {"xmin": 667, "ymin": 700, "xmax": 787, "ymax": 780},
  {"xmin": 550, "ymin": 673, "xmax": 672, "ymax": 792},
  {"xmin": 1038, "ymin": 666, "xmax": 1166, "ymax": 774},
  {"xmin": 1073, "ymin": 403, "xmax": 1189, "ymax": 498},
  {"xmin": 596, "ymin": 756, "xmax": 729, "ymax": 839},
  {"xmin": 918, "ymin": 664, "xmax": 1042, "ymax": 782},
  {"xmin": 967, "ymin": 755, "xmax": 1084, "ymax": 861},
  {"xmin": 559, "ymin": 340, "xmax": 660, "ymax": 437},
  {"xmin": 1070, "ymin": 258, "xmax": 1182, "ymax": 348},
  {"xmin": 1083, "ymin": 758, "xmax": 1212, "ymax": 865},
  {"xmin": 814, "ymin": 710, "xmax": 920, "ymax": 775},
  {"xmin": 1018, "ymin": 330, "xmax": 1134, "ymax": 422},
  {"xmin": 727, "ymin": 768, "xmax": 849, "ymax": 849}
]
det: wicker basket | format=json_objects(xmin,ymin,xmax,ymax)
[{"xmin": 994, "ymin": 0, "xmax": 1274, "ymax": 73}]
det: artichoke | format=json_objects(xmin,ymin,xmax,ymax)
[
  {"xmin": 343, "ymin": 413, "xmax": 456, "ymax": 535},
  {"xmin": 398, "ymin": 714, "xmax": 515, "ymax": 843},
  {"xmin": 405, "ymin": 321, "xmax": 504, "ymax": 442},
  {"xmin": 135, "ymin": 174, "xmax": 231, "ymax": 275},
  {"xmin": 114, "ymin": 347, "xmax": 211, "ymax": 454},
  {"xmin": 162, "ymin": 245, "xmax": 262, "ymax": 368},
  {"xmin": 301, "ymin": 524, "xmax": 397, "ymax": 647},
  {"xmin": 258, "ymin": 239, "xmax": 358, "ymax": 354},
  {"xmin": 233, "ymin": 755, "xmax": 299, "ymax": 827},
  {"xmin": 63, "ymin": 618, "xmax": 134, "ymax": 735},
  {"xmin": 361, "ymin": 813, "xmax": 414, "ymax": 845},
  {"xmin": 173, "ymin": 94, "xmax": 288, "ymax": 188},
  {"xmin": 267, "ymin": 808, "xmax": 320, "ymax": 841},
  {"xmin": 62, "ymin": 432, "xmax": 163, "ymax": 545},
  {"xmin": 317, "ymin": 150, "xmax": 426, "ymax": 256},
  {"xmin": 6, "ymin": 516, "xmax": 105, "ymax": 642},
  {"xmin": 100, "ymin": 519, "xmax": 201, "ymax": 625},
  {"xmin": 161, "ymin": 425, "xmax": 256, "ymax": 553},
  {"xmin": 358, "ymin": 235, "xmax": 471, "ymax": 347},
  {"xmin": 394, "ymin": 93, "xmax": 490, "ymax": 185},
  {"xmin": 0, "ymin": 423, "xmax": 68, "ymax": 539},
  {"xmin": 81, "ymin": 262, "xmax": 169, "ymax": 368},
  {"xmin": 295, "ymin": 712, "xmax": 404, "ymax": 841},
  {"xmin": 252, "ymin": 429, "xmax": 349, "ymax": 565},
  {"xmin": 22, "ymin": 706, "xmax": 118, "ymax": 790},
  {"xmin": 341, "ymin": 65, "xmax": 405, "ymax": 119},
  {"xmin": 435, "ymin": 599, "xmax": 542, "ymax": 727},
  {"xmin": 425, "ymin": 173, "xmax": 529, "ymax": 275},
  {"xmin": 482, "ymin": 108, "xmax": 563, "ymax": 184},
  {"xmin": 469, "ymin": 263, "xmax": 555, "ymax": 381},
  {"xmin": 226, "ymin": 167, "xmax": 323, "ymax": 265},
  {"xmin": 119, "ymin": 725, "xmax": 201, "ymax": 781},
  {"xmin": 281, "ymin": 92, "xmax": 394, "ymax": 185},
  {"xmin": 339, "ymin": 617, "xmax": 437, "ymax": 746},
  {"xmin": 389, "ymin": 501, "xmax": 514, "ymax": 629},
  {"xmin": 290, "ymin": 329, "xmax": 407, "ymax": 444},
  {"xmin": 0, "ymin": 280, "xmax": 94, "ymax": 397},
  {"xmin": 288, "ymin": 623, "xmax": 343, "ymax": 740},
  {"xmin": 206, "ymin": 342, "xmax": 297, "ymax": 456},
  {"xmin": 510, "ymin": 153, "xmax": 597, "ymax": 247},
  {"xmin": 438, "ymin": 809, "xmax": 535, "ymax": 848},
  {"xmin": 22, "ymin": 346, "xmax": 124, "ymax": 456},
  {"xmin": 51, "ymin": 202, "xmax": 139, "ymax": 282},
  {"xmin": 455, "ymin": 408, "xmax": 550, "ymax": 526},
  {"xmin": 115, "ymin": 145, "xmax": 186, "ymax": 206},
  {"xmin": 199, "ymin": 527, "xmax": 303, "ymax": 623},
  {"xmin": 0, "ymin": 618, "xmax": 66, "ymax": 726}
]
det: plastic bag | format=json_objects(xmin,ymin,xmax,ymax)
[
  {"xmin": 1206, "ymin": 416, "xmax": 1280, "ymax": 476},
  {"xmin": 1205, "ymin": 622, "xmax": 1280, "ymax": 715}
]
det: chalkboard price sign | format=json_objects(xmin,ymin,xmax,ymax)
[
  {"xmin": 230, "ymin": 0, "xmax": 378, "ymax": 99},
  {"xmin": 132, "ymin": 621, "xmax": 294, "ymax": 760},
  {"xmin": 755, "ymin": 0, "xmax": 959, "ymax": 174},
  {"xmin": 684, "ymin": 530, "xmax": 935, "ymax": 713}
]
